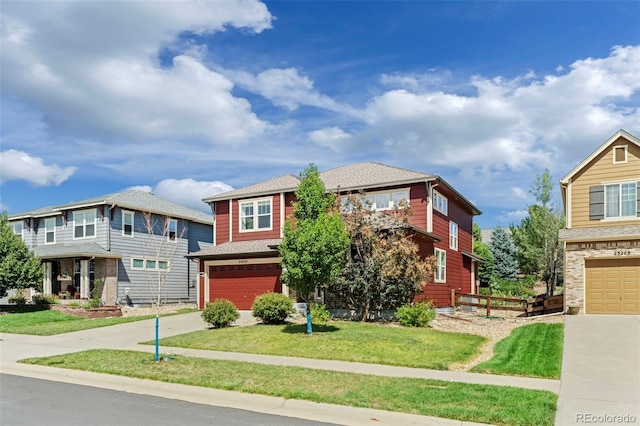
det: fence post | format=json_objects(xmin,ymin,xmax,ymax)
[
  {"xmin": 450, "ymin": 289, "xmax": 456, "ymax": 308},
  {"xmin": 486, "ymin": 294, "xmax": 491, "ymax": 317}
]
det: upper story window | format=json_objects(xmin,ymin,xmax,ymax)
[
  {"xmin": 449, "ymin": 221, "xmax": 458, "ymax": 250},
  {"xmin": 613, "ymin": 146, "xmax": 628, "ymax": 164},
  {"xmin": 605, "ymin": 182, "xmax": 637, "ymax": 219},
  {"xmin": 433, "ymin": 190, "xmax": 448, "ymax": 215},
  {"xmin": 435, "ymin": 248, "xmax": 446, "ymax": 283},
  {"xmin": 342, "ymin": 190, "xmax": 409, "ymax": 212},
  {"xmin": 73, "ymin": 209, "xmax": 96, "ymax": 239},
  {"xmin": 122, "ymin": 210, "xmax": 134, "ymax": 237},
  {"xmin": 45, "ymin": 218, "xmax": 56, "ymax": 244},
  {"xmin": 240, "ymin": 198, "xmax": 272, "ymax": 232},
  {"xmin": 168, "ymin": 218, "xmax": 178, "ymax": 242},
  {"xmin": 12, "ymin": 222, "xmax": 23, "ymax": 240}
]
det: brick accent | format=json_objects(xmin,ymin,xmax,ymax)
[{"xmin": 564, "ymin": 240, "xmax": 640, "ymax": 313}]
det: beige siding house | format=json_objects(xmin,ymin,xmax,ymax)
[{"xmin": 559, "ymin": 130, "xmax": 640, "ymax": 314}]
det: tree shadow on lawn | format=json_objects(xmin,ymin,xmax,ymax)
[{"xmin": 280, "ymin": 323, "xmax": 341, "ymax": 334}]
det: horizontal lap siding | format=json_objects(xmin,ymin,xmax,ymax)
[
  {"xmin": 233, "ymin": 195, "xmax": 281, "ymax": 242},
  {"xmin": 215, "ymin": 201, "xmax": 230, "ymax": 244},
  {"xmin": 571, "ymin": 137, "xmax": 640, "ymax": 228},
  {"xmin": 408, "ymin": 183, "xmax": 428, "ymax": 230}
]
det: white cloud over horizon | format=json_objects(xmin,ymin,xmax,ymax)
[
  {"xmin": 0, "ymin": 150, "xmax": 76, "ymax": 186},
  {"xmin": 126, "ymin": 179, "xmax": 233, "ymax": 213}
]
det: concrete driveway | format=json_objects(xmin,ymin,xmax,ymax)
[{"xmin": 556, "ymin": 315, "xmax": 640, "ymax": 425}]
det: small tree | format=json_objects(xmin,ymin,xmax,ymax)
[
  {"xmin": 279, "ymin": 164, "xmax": 349, "ymax": 334},
  {"xmin": 472, "ymin": 223, "xmax": 494, "ymax": 286},
  {"xmin": 331, "ymin": 194, "xmax": 435, "ymax": 321},
  {"xmin": 141, "ymin": 211, "xmax": 186, "ymax": 361},
  {"xmin": 0, "ymin": 212, "xmax": 42, "ymax": 295},
  {"xmin": 489, "ymin": 226, "xmax": 518, "ymax": 282},
  {"xmin": 512, "ymin": 169, "xmax": 565, "ymax": 295}
]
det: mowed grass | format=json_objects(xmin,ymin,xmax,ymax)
[
  {"xmin": 150, "ymin": 321, "xmax": 486, "ymax": 369},
  {"xmin": 20, "ymin": 349, "xmax": 557, "ymax": 426},
  {"xmin": 0, "ymin": 309, "xmax": 195, "ymax": 336},
  {"xmin": 472, "ymin": 323, "xmax": 564, "ymax": 378}
]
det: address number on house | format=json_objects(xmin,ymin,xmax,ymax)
[{"xmin": 614, "ymin": 250, "xmax": 631, "ymax": 256}]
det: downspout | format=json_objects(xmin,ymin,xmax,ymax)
[{"xmin": 107, "ymin": 204, "xmax": 116, "ymax": 251}]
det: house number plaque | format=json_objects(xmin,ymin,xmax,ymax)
[{"xmin": 614, "ymin": 250, "xmax": 631, "ymax": 256}]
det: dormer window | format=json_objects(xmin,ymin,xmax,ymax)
[{"xmin": 613, "ymin": 146, "xmax": 627, "ymax": 164}]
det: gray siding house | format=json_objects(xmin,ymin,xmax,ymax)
[{"xmin": 8, "ymin": 190, "xmax": 213, "ymax": 305}]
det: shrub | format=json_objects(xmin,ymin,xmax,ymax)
[
  {"xmin": 310, "ymin": 302, "xmax": 331, "ymax": 323},
  {"xmin": 87, "ymin": 278, "xmax": 104, "ymax": 308},
  {"xmin": 252, "ymin": 292, "xmax": 295, "ymax": 324},
  {"xmin": 395, "ymin": 301, "xmax": 436, "ymax": 327},
  {"xmin": 8, "ymin": 294, "xmax": 27, "ymax": 306},
  {"xmin": 201, "ymin": 299, "xmax": 240, "ymax": 328},
  {"xmin": 32, "ymin": 294, "xmax": 58, "ymax": 305},
  {"xmin": 490, "ymin": 278, "xmax": 536, "ymax": 299}
]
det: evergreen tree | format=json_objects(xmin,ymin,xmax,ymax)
[
  {"xmin": 472, "ymin": 223, "xmax": 494, "ymax": 285},
  {"xmin": 489, "ymin": 226, "xmax": 518, "ymax": 281},
  {"xmin": 0, "ymin": 212, "xmax": 43, "ymax": 294}
]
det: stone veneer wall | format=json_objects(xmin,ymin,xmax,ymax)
[{"xmin": 564, "ymin": 240, "xmax": 640, "ymax": 314}]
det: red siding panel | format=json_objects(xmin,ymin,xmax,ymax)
[
  {"xmin": 215, "ymin": 201, "xmax": 230, "ymax": 244},
  {"xmin": 208, "ymin": 264, "xmax": 282, "ymax": 310}
]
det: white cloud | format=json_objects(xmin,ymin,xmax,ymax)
[
  {"xmin": 128, "ymin": 179, "xmax": 233, "ymax": 212},
  {"xmin": 511, "ymin": 187, "xmax": 529, "ymax": 201},
  {"xmin": 0, "ymin": 0, "xmax": 273, "ymax": 145},
  {"xmin": 498, "ymin": 209, "xmax": 528, "ymax": 224},
  {"xmin": 0, "ymin": 150, "xmax": 76, "ymax": 186},
  {"xmin": 308, "ymin": 127, "xmax": 356, "ymax": 152},
  {"xmin": 359, "ymin": 45, "xmax": 640, "ymax": 175}
]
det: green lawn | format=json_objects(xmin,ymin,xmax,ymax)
[
  {"xmin": 471, "ymin": 323, "xmax": 564, "ymax": 378},
  {"xmin": 0, "ymin": 309, "xmax": 195, "ymax": 336},
  {"xmin": 149, "ymin": 321, "xmax": 486, "ymax": 369},
  {"xmin": 20, "ymin": 349, "xmax": 557, "ymax": 426}
]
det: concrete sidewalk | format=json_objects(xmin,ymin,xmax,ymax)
[
  {"xmin": 1, "ymin": 311, "xmax": 556, "ymax": 425},
  {"xmin": 555, "ymin": 315, "xmax": 640, "ymax": 426}
]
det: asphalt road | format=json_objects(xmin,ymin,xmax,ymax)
[{"xmin": 0, "ymin": 374, "xmax": 338, "ymax": 426}]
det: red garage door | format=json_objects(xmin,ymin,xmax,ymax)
[{"xmin": 208, "ymin": 263, "xmax": 282, "ymax": 310}]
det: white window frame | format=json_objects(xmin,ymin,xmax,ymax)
[
  {"xmin": 367, "ymin": 189, "xmax": 410, "ymax": 211},
  {"xmin": 433, "ymin": 190, "xmax": 448, "ymax": 215},
  {"xmin": 613, "ymin": 145, "xmax": 628, "ymax": 164},
  {"xmin": 12, "ymin": 222, "xmax": 24, "ymax": 240},
  {"xmin": 604, "ymin": 181, "xmax": 637, "ymax": 219},
  {"xmin": 122, "ymin": 210, "xmax": 134, "ymax": 237},
  {"xmin": 435, "ymin": 248, "xmax": 446, "ymax": 283},
  {"xmin": 73, "ymin": 209, "xmax": 96, "ymax": 240},
  {"xmin": 449, "ymin": 221, "xmax": 458, "ymax": 250},
  {"xmin": 239, "ymin": 198, "xmax": 273, "ymax": 232},
  {"xmin": 168, "ymin": 218, "xmax": 178, "ymax": 242},
  {"xmin": 45, "ymin": 218, "xmax": 56, "ymax": 244},
  {"xmin": 131, "ymin": 258, "xmax": 170, "ymax": 271}
]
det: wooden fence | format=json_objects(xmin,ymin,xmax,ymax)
[{"xmin": 450, "ymin": 290, "xmax": 564, "ymax": 317}]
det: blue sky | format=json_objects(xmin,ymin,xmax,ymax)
[{"xmin": 1, "ymin": 1, "xmax": 639, "ymax": 228}]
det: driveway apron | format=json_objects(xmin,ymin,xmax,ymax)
[{"xmin": 556, "ymin": 315, "xmax": 640, "ymax": 425}]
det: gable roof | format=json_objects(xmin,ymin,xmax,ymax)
[
  {"xmin": 203, "ymin": 162, "xmax": 481, "ymax": 215},
  {"xmin": 560, "ymin": 129, "xmax": 640, "ymax": 185},
  {"xmin": 9, "ymin": 190, "xmax": 213, "ymax": 225}
]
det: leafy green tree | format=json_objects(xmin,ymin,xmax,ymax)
[
  {"xmin": 279, "ymin": 165, "xmax": 349, "ymax": 334},
  {"xmin": 0, "ymin": 212, "xmax": 43, "ymax": 294},
  {"xmin": 511, "ymin": 169, "xmax": 565, "ymax": 295},
  {"xmin": 331, "ymin": 194, "xmax": 435, "ymax": 321},
  {"xmin": 489, "ymin": 226, "xmax": 518, "ymax": 282},
  {"xmin": 472, "ymin": 223, "xmax": 494, "ymax": 286}
]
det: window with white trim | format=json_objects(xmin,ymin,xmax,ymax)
[
  {"xmin": 605, "ymin": 182, "xmax": 637, "ymax": 218},
  {"xmin": 45, "ymin": 218, "xmax": 56, "ymax": 244},
  {"xmin": 435, "ymin": 248, "xmax": 446, "ymax": 283},
  {"xmin": 449, "ymin": 221, "xmax": 458, "ymax": 250},
  {"xmin": 122, "ymin": 210, "xmax": 134, "ymax": 237},
  {"xmin": 613, "ymin": 146, "xmax": 627, "ymax": 164},
  {"xmin": 132, "ymin": 258, "xmax": 170, "ymax": 271},
  {"xmin": 12, "ymin": 222, "xmax": 23, "ymax": 240},
  {"xmin": 240, "ymin": 198, "xmax": 272, "ymax": 231},
  {"xmin": 73, "ymin": 209, "xmax": 96, "ymax": 239},
  {"xmin": 433, "ymin": 190, "xmax": 448, "ymax": 215},
  {"xmin": 168, "ymin": 218, "xmax": 178, "ymax": 242}
]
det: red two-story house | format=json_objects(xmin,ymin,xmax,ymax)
[{"xmin": 189, "ymin": 162, "xmax": 482, "ymax": 310}]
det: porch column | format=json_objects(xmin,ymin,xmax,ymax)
[
  {"xmin": 43, "ymin": 262, "xmax": 52, "ymax": 295},
  {"xmin": 80, "ymin": 259, "xmax": 90, "ymax": 298}
]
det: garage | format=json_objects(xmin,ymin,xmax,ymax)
[
  {"xmin": 207, "ymin": 263, "xmax": 282, "ymax": 310},
  {"xmin": 585, "ymin": 258, "xmax": 640, "ymax": 314}
]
